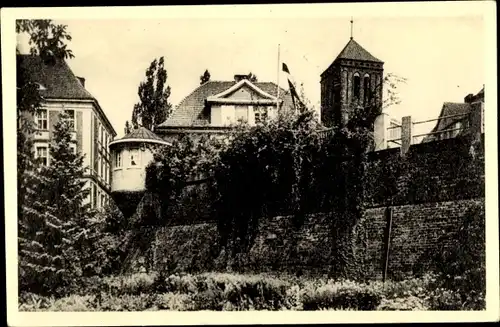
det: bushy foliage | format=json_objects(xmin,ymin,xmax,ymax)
[
  {"xmin": 300, "ymin": 279, "xmax": 382, "ymax": 310},
  {"xmin": 213, "ymin": 110, "xmax": 325, "ymax": 256},
  {"xmin": 144, "ymin": 135, "xmax": 222, "ymax": 226},
  {"xmin": 19, "ymin": 271, "xmax": 480, "ymax": 311}
]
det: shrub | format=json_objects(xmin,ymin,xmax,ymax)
[
  {"xmin": 300, "ymin": 280, "xmax": 382, "ymax": 310},
  {"xmin": 102, "ymin": 272, "xmax": 157, "ymax": 296},
  {"xmin": 377, "ymin": 296, "xmax": 429, "ymax": 311},
  {"xmin": 19, "ymin": 272, "xmax": 479, "ymax": 312}
]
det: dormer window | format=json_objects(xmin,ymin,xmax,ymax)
[{"xmin": 353, "ymin": 73, "xmax": 361, "ymax": 98}]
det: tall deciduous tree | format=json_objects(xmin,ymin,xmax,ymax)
[
  {"xmin": 200, "ymin": 69, "xmax": 211, "ymax": 85},
  {"xmin": 131, "ymin": 57, "xmax": 172, "ymax": 131}
]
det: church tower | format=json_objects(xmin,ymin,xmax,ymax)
[{"xmin": 320, "ymin": 19, "xmax": 384, "ymax": 128}]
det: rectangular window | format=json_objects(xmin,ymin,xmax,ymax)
[
  {"xmin": 254, "ymin": 107, "xmax": 267, "ymax": 124},
  {"xmin": 36, "ymin": 146, "xmax": 48, "ymax": 166},
  {"xmin": 104, "ymin": 161, "xmax": 108, "ymax": 183},
  {"xmin": 130, "ymin": 149, "xmax": 139, "ymax": 166},
  {"xmin": 115, "ymin": 151, "xmax": 122, "ymax": 168},
  {"xmin": 63, "ymin": 110, "xmax": 75, "ymax": 130},
  {"xmin": 100, "ymin": 191, "xmax": 105, "ymax": 208},
  {"xmin": 92, "ymin": 184, "xmax": 97, "ymax": 208},
  {"xmin": 100, "ymin": 125, "xmax": 104, "ymax": 146},
  {"xmin": 100, "ymin": 156, "xmax": 104, "ymax": 179},
  {"xmin": 235, "ymin": 106, "xmax": 248, "ymax": 122},
  {"xmin": 36, "ymin": 109, "xmax": 48, "ymax": 130},
  {"xmin": 97, "ymin": 122, "xmax": 101, "ymax": 145}
]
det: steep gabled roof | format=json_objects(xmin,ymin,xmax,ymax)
[
  {"xmin": 335, "ymin": 38, "xmax": 383, "ymax": 63},
  {"xmin": 18, "ymin": 54, "xmax": 94, "ymax": 100},
  {"xmin": 158, "ymin": 80, "xmax": 293, "ymax": 128}
]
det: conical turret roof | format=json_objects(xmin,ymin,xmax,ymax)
[{"xmin": 109, "ymin": 126, "xmax": 170, "ymax": 147}]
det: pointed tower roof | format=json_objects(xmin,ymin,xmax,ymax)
[{"xmin": 335, "ymin": 38, "xmax": 383, "ymax": 63}]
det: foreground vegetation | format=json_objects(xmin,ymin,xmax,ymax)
[
  {"xmin": 19, "ymin": 271, "xmax": 483, "ymax": 311},
  {"xmin": 16, "ymin": 19, "xmax": 485, "ymax": 312}
]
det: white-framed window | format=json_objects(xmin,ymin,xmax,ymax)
[
  {"xmin": 254, "ymin": 107, "xmax": 268, "ymax": 124},
  {"xmin": 100, "ymin": 192, "xmax": 105, "ymax": 208},
  {"xmin": 63, "ymin": 110, "xmax": 75, "ymax": 131},
  {"xmin": 36, "ymin": 109, "xmax": 48, "ymax": 130},
  {"xmin": 69, "ymin": 143, "xmax": 77, "ymax": 155},
  {"xmin": 115, "ymin": 151, "xmax": 122, "ymax": 168},
  {"xmin": 130, "ymin": 149, "xmax": 139, "ymax": 167},
  {"xmin": 36, "ymin": 146, "xmax": 48, "ymax": 166}
]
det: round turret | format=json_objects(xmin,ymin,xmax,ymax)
[{"xmin": 109, "ymin": 127, "xmax": 170, "ymax": 218}]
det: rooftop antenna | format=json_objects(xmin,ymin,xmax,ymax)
[{"xmin": 350, "ymin": 16, "xmax": 354, "ymax": 39}]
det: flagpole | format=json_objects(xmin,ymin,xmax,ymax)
[{"xmin": 276, "ymin": 43, "xmax": 280, "ymax": 111}]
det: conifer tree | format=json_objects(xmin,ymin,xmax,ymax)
[{"xmin": 19, "ymin": 113, "xmax": 94, "ymax": 294}]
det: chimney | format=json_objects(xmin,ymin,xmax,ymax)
[
  {"xmin": 234, "ymin": 74, "xmax": 248, "ymax": 83},
  {"xmin": 77, "ymin": 76, "xmax": 86, "ymax": 88}
]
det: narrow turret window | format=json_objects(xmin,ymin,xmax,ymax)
[
  {"xmin": 363, "ymin": 74, "xmax": 371, "ymax": 105},
  {"xmin": 353, "ymin": 73, "xmax": 361, "ymax": 98}
]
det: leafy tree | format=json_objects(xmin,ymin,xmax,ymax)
[
  {"xmin": 247, "ymin": 72, "xmax": 258, "ymax": 83},
  {"xmin": 200, "ymin": 69, "xmax": 211, "ymax": 85},
  {"xmin": 131, "ymin": 57, "xmax": 172, "ymax": 131},
  {"xmin": 16, "ymin": 19, "xmax": 74, "ymax": 61},
  {"xmin": 212, "ymin": 109, "xmax": 324, "ymax": 259}
]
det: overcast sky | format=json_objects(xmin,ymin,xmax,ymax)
[{"xmin": 17, "ymin": 11, "xmax": 485, "ymax": 138}]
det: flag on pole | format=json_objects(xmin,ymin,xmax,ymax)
[{"xmin": 282, "ymin": 62, "xmax": 305, "ymax": 112}]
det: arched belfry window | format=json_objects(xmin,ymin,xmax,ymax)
[
  {"xmin": 363, "ymin": 74, "xmax": 371, "ymax": 104},
  {"xmin": 353, "ymin": 73, "xmax": 361, "ymax": 99}
]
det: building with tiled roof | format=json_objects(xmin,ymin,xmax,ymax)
[
  {"xmin": 320, "ymin": 36, "xmax": 385, "ymax": 129},
  {"xmin": 422, "ymin": 86, "xmax": 485, "ymax": 143},
  {"xmin": 18, "ymin": 54, "xmax": 117, "ymax": 209},
  {"xmin": 155, "ymin": 74, "xmax": 294, "ymax": 142}
]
